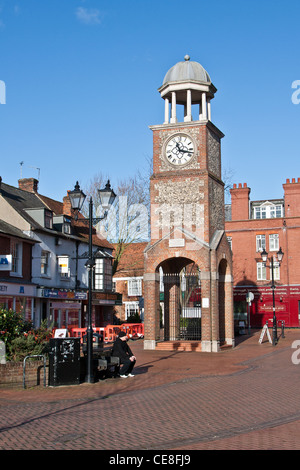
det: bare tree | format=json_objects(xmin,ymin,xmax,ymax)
[
  {"xmin": 82, "ymin": 157, "xmax": 152, "ymax": 274},
  {"xmin": 222, "ymin": 165, "xmax": 235, "ymax": 204}
]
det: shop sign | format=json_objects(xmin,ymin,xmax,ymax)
[
  {"xmin": 0, "ymin": 282, "xmax": 36, "ymax": 296},
  {"xmin": 40, "ymin": 288, "xmax": 87, "ymax": 300},
  {"xmin": 92, "ymin": 291, "xmax": 120, "ymax": 306},
  {"xmin": 92, "ymin": 299, "xmax": 116, "ymax": 305},
  {"xmin": 49, "ymin": 302, "xmax": 81, "ymax": 309},
  {"xmin": 0, "ymin": 255, "xmax": 12, "ymax": 271}
]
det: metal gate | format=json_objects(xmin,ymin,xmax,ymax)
[{"xmin": 163, "ymin": 272, "xmax": 201, "ymax": 341}]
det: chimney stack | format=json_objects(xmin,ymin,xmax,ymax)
[
  {"xmin": 18, "ymin": 177, "xmax": 38, "ymax": 193},
  {"xmin": 63, "ymin": 191, "xmax": 73, "ymax": 216},
  {"xmin": 230, "ymin": 183, "xmax": 251, "ymax": 220}
]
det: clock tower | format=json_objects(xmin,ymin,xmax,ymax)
[{"xmin": 144, "ymin": 56, "xmax": 234, "ymax": 352}]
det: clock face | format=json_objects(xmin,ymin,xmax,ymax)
[{"xmin": 165, "ymin": 134, "xmax": 195, "ymax": 167}]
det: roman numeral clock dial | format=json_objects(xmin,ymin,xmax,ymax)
[{"xmin": 165, "ymin": 133, "xmax": 195, "ymax": 167}]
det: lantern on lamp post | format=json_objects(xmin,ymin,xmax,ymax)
[
  {"xmin": 69, "ymin": 180, "xmax": 116, "ymax": 383},
  {"xmin": 260, "ymin": 247, "xmax": 284, "ymax": 346}
]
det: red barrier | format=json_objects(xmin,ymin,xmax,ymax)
[
  {"xmin": 68, "ymin": 327, "xmax": 104, "ymax": 343},
  {"xmin": 103, "ymin": 325, "xmax": 121, "ymax": 343},
  {"xmin": 119, "ymin": 323, "xmax": 144, "ymax": 339}
]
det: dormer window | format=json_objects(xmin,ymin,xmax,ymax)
[
  {"xmin": 253, "ymin": 202, "xmax": 283, "ymax": 219},
  {"xmin": 44, "ymin": 210, "xmax": 53, "ymax": 229},
  {"xmin": 63, "ymin": 217, "xmax": 71, "ymax": 234}
]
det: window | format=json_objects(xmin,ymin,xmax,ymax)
[
  {"xmin": 94, "ymin": 258, "xmax": 112, "ymax": 291},
  {"xmin": 128, "ymin": 278, "xmax": 142, "ymax": 296},
  {"xmin": 253, "ymin": 203, "xmax": 283, "ymax": 219},
  {"xmin": 270, "ymin": 205, "xmax": 283, "ymax": 218},
  {"xmin": 269, "ymin": 234, "xmax": 279, "ymax": 251},
  {"xmin": 10, "ymin": 240, "xmax": 22, "ymax": 275},
  {"xmin": 63, "ymin": 216, "xmax": 71, "ymax": 234},
  {"xmin": 256, "ymin": 235, "xmax": 266, "ymax": 252},
  {"xmin": 44, "ymin": 210, "xmax": 53, "ymax": 229},
  {"xmin": 63, "ymin": 223, "xmax": 71, "ymax": 234},
  {"xmin": 257, "ymin": 262, "xmax": 266, "ymax": 281},
  {"xmin": 254, "ymin": 206, "xmax": 266, "ymax": 219},
  {"xmin": 41, "ymin": 251, "xmax": 50, "ymax": 276},
  {"xmin": 125, "ymin": 301, "xmax": 139, "ymax": 320},
  {"xmin": 58, "ymin": 256, "xmax": 70, "ymax": 279},
  {"xmin": 272, "ymin": 261, "xmax": 280, "ymax": 281},
  {"xmin": 227, "ymin": 236, "xmax": 232, "ymax": 250}
]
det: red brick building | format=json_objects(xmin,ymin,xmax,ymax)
[
  {"xmin": 225, "ymin": 178, "xmax": 300, "ymax": 329},
  {"xmin": 113, "ymin": 242, "xmax": 148, "ymax": 322}
]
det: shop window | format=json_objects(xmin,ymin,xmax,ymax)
[{"xmin": 0, "ymin": 297, "xmax": 13, "ymax": 310}]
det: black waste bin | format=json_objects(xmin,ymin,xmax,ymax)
[{"xmin": 48, "ymin": 338, "xmax": 80, "ymax": 387}]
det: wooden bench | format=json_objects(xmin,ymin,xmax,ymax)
[{"xmin": 82, "ymin": 333, "xmax": 120, "ymax": 379}]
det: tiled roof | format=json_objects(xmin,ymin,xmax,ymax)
[
  {"xmin": 0, "ymin": 220, "xmax": 38, "ymax": 242},
  {"xmin": 0, "ymin": 181, "xmax": 113, "ymax": 250},
  {"xmin": 113, "ymin": 242, "xmax": 148, "ymax": 277}
]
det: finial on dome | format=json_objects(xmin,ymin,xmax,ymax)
[{"xmin": 184, "ymin": 55, "xmax": 190, "ymax": 61}]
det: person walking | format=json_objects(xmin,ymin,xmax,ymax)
[{"xmin": 112, "ymin": 331, "xmax": 136, "ymax": 378}]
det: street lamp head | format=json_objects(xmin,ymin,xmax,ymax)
[
  {"xmin": 261, "ymin": 248, "xmax": 268, "ymax": 262},
  {"xmin": 277, "ymin": 247, "xmax": 284, "ymax": 262},
  {"xmin": 68, "ymin": 181, "xmax": 86, "ymax": 212},
  {"xmin": 98, "ymin": 180, "xmax": 116, "ymax": 211}
]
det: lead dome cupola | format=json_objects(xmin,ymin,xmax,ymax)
[
  {"xmin": 163, "ymin": 55, "xmax": 211, "ymax": 85},
  {"xmin": 158, "ymin": 55, "xmax": 217, "ymax": 124}
]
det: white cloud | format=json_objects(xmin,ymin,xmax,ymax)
[{"xmin": 75, "ymin": 7, "xmax": 102, "ymax": 25}]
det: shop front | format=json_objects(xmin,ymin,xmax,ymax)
[
  {"xmin": 234, "ymin": 285, "xmax": 300, "ymax": 329},
  {"xmin": 91, "ymin": 291, "xmax": 122, "ymax": 327},
  {"xmin": 36, "ymin": 287, "xmax": 88, "ymax": 329},
  {"xmin": 0, "ymin": 281, "xmax": 36, "ymax": 323}
]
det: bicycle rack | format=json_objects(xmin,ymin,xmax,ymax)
[{"xmin": 23, "ymin": 355, "xmax": 47, "ymax": 389}]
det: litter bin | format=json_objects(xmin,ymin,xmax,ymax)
[{"xmin": 48, "ymin": 338, "xmax": 80, "ymax": 387}]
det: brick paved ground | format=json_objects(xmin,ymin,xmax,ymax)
[{"xmin": 1, "ymin": 329, "xmax": 300, "ymax": 451}]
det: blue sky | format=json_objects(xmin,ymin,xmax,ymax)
[{"xmin": 1, "ymin": 0, "xmax": 300, "ymax": 203}]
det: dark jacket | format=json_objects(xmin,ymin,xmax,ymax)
[{"xmin": 112, "ymin": 337, "xmax": 133, "ymax": 361}]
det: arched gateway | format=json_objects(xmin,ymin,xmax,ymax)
[{"xmin": 143, "ymin": 56, "xmax": 234, "ymax": 352}]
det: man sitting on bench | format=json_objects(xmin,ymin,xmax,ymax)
[{"xmin": 112, "ymin": 331, "xmax": 136, "ymax": 378}]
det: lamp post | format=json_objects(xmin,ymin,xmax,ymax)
[
  {"xmin": 260, "ymin": 246, "xmax": 284, "ymax": 346},
  {"xmin": 69, "ymin": 180, "xmax": 116, "ymax": 383}
]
